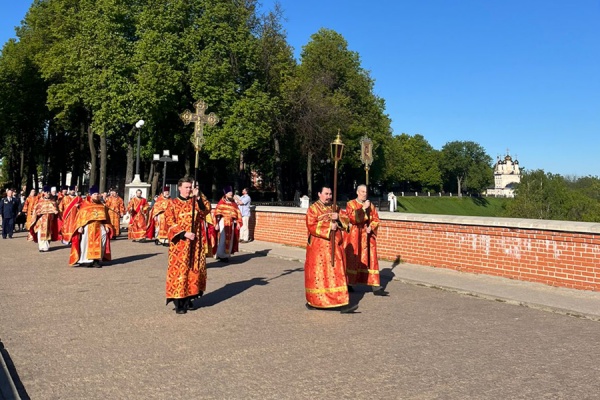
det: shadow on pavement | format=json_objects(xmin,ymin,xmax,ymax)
[
  {"xmin": 350, "ymin": 256, "xmax": 400, "ymax": 305},
  {"xmin": 198, "ymin": 277, "xmax": 270, "ymax": 307},
  {"xmin": 206, "ymin": 250, "xmax": 271, "ymax": 268},
  {"xmin": 107, "ymin": 253, "xmax": 162, "ymax": 266},
  {"xmin": 0, "ymin": 340, "xmax": 30, "ymax": 400}
]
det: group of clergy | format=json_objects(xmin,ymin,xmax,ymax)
[
  {"xmin": 304, "ymin": 184, "xmax": 388, "ymax": 314},
  {"xmin": 125, "ymin": 185, "xmax": 243, "ymax": 263},
  {"xmin": 21, "ymin": 185, "xmax": 117, "ymax": 268},
  {"xmin": 17, "ymin": 179, "xmax": 383, "ymax": 316}
]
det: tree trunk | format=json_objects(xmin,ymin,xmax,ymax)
[
  {"xmin": 152, "ymin": 169, "xmax": 160, "ymax": 198},
  {"xmin": 149, "ymin": 162, "xmax": 156, "ymax": 196},
  {"xmin": 19, "ymin": 148, "xmax": 25, "ymax": 190},
  {"xmin": 457, "ymin": 176, "xmax": 463, "ymax": 197},
  {"xmin": 274, "ymin": 133, "xmax": 283, "ymax": 201},
  {"xmin": 126, "ymin": 141, "xmax": 134, "ymax": 184},
  {"xmin": 307, "ymin": 151, "xmax": 313, "ymax": 199},
  {"xmin": 88, "ymin": 124, "xmax": 97, "ymax": 187},
  {"xmin": 99, "ymin": 132, "xmax": 107, "ymax": 193}
]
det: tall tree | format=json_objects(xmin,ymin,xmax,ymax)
[
  {"xmin": 0, "ymin": 38, "xmax": 48, "ymax": 190},
  {"xmin": 384, "ymin": 133, "xmax": 442, "ymax": 192},
  {"xmin": 289, "ymin": 28, "xmax": 391, "ymax": 198},
  {"xmin": 440, "ymin": 140, "xmax": 492, "ymax": 195}
]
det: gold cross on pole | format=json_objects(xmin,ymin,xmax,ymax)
[{"xmin": 180, "ymin": 99, "xmax": 219, "ymax": 168}]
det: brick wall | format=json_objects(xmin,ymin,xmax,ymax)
[{"xmin": 251, "ymin": 207, "xmax": 600, "ymax": 292}]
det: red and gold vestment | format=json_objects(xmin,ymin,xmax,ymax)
[
  {"xmin": 30, "ymin": 198, "xmax": 59, "ymax": 242},
  {"xmin": 58, "ymin": 195, "xmax": 81, "ymax": 243},
  {"xmin": 21, "ymin": 195, "xmax": 39, "ymax": 241},
  {"xmin": 344, "ymin": 199, "xmax": 381, "ymax": 286},
  {"xmin": 69, "ymin": 201, "xmax": 114, "ymax": 265},
  {"xmin": 213, "ymin": 197, "xmax": 242, "ymax": 256},
  {"xmin": 127, "ymin": 196, "xmax": 149, "ymax": 240},
  {"xmin": 147, "ymin": 195, "xmax": 170, "ymax": 240},
  {"xmin": 304, "ymin": 201, "xmax": 350, "ymax": 308},
  {"xmin": 105, "ymin": 195, "xmax": 125, "ymax": 236},
  {"xmin": 165, "ymin": 194, "xmax": 211, "ymax": 301}
]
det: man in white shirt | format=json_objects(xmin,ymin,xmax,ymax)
[{"xmin": 236, "ymin": 188, "xmax": 252, "ymax": 243}]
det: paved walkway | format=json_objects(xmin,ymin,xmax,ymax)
[
  {"xmin": 1, "ymin": 232, "xmax": 599, "ymax": 399},
  {"xmin": 240, "ymin": 240, "xmax": 600, "ymax": 321}
]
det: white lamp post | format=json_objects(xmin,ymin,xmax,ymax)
[{"xmin": 153, "ymin": 150, "xmax": 179, "ymax": 190}]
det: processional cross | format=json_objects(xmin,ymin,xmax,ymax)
[{"xmin": 180, "ymin": 99, "xmax": 219, "ymax": 169}]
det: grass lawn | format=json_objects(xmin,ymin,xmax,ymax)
[{"xmin": 395, "ymin": 196, "xmax": 511, "ymax": 217}]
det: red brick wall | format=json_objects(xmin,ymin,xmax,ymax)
[{"xmin": 251, "ymin": 207, "xmax": 600, "ymax": 292}]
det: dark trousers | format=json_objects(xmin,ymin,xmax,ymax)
[{"xmin": 2, "ymin": 217, "xmax": 15, "ymax": 238}]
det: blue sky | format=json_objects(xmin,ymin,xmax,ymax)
[{"xmin": 2, "ymin": 1, "xmax": 599, "ymax": 177}]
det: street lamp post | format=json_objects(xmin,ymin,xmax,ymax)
[
  {"xmin": 329, "ymin": 130, "xmax": 345, "ymax": 267},
  {"xmin": 153, "ymin": 150, "xmax": 179, "ymax": 191}
]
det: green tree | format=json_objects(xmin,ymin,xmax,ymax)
[
  {"xmin": 505, "ymin": 170, "xmax": 600, "ymax": 222},
  {"xmin": 439, "ymin": 140, "xmax": 492, "ymax": 195},
  {"xmin": 384, "ymin": 133, "xmax": 442, "ymax": 192},
  {"xmin": 288, "ymin": 28, "xmax": 391, "ymax": 198},
  {"xmin": 0, "ymin": 38, "xmax": 48, "ymax": 190}
]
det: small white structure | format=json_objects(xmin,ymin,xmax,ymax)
[
  {"xmin": 486, "ymin": 152, "xmax": 521, "ymax": 198},
  {"xmin": 300, "ymin": 195, "xmax": 310, "ymax": 209},
  {"xmin": 387, "ymin": 192, "xmax": 397, "ymax": 212}
]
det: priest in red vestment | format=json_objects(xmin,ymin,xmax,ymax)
[
  {"xmin": 142, "ymin": 186, "xmax": 171, "ymax": 245},
  {"xmin": 304, "ymin": 186, "xmax": 357, "ymax": 313},
  {"xmin": 165, "ymin": 177, "xmax": 212, "ymax": 314},
  {"xmin": 21, "ymin": 189, "xmax": 39, "ymax": 241},
  {"xmin": 127, "ymin": 189, "xmax": 149, "ymax": 241},
  {"xmin": 30, "ymin": 186, "xmax": 59, "ymax": 252},
  {"xmin": 105, "ymin": 188, "xmax": 125, "ymax": 237},
  {"xmin": 344, "ymin": 184, "xmax": 389, "ymax": 296},
  {"xmin": 58, "ymin": 186, "xmax": 81, "ymax": 244},
  {"xmin": 69, "ymin": 186, "xmax": 114, "ymax": 268},
  {"xmin": 213, "ymin": 186, "xmax": 242, "ymax": 262}
]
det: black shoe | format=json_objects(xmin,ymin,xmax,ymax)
[
  {"xmin": 175, "ymin": 299, "xmax": 187, "ymax": 314},
  {"xmin": 339, "ymin": 304, "xmax": 359, "ymax": 314},
  {"xmin": 347, "ymin": 285, "xmax": 355, "ymax": 292},
  {"xmin": 373, "ymin": 288, "xmax": 389, "ymax": 296},
  {"xmin": 217, "ymin": 257, "xmax": 229, "ymax": 263},
  {"xmin": 305, "ymin": 303, "xmax": 318, "ymax": 311},
  {"xmin": 93, "ymin": 261, "xmax": 102, "ymax": 268},
  {"xmin": 138, "ymin": 238, "xmax": 148, "ymax": 243}
]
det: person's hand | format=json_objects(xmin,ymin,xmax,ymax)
[
  {"xmin": 184, "ymin": 232, "xmax": 196, "ymax": 241},
  {"xmin": 363, "ymin": 200, "xmax": 371, "ymax": 210},
  {"xmin": 78, "ymin": 227, "xmax": 83, "ymax": 233},
  {"xmin": 330, "ymin": 221, "xmax": 338, "ymax": 231},
  {"xmin": 330, "ymin": 212, "xmax": 338, "ymax": 220},
  {"xmin": 192, "ymin": 188, "xmax": 199, "ymax": 197},
  {"xmin": 366, "ymin": 226, "xmax": 372, "ymax": 234}
]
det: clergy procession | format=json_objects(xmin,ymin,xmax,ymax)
[
  {"xmin": 1, "ymin": 177, "xmax": 387, "ymax": 315},
  {"xmin": 1, "ymin": 97, "xmax": 387, "ymax": 315}
]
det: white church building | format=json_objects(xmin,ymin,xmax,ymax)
[{"xmin": 485, "ymin": 152, "xmax": 521, "ymax": 198}]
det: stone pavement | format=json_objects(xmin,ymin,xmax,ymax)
[
  {"xmin": 239, "ymin": 240, "xmax": 600, "ymax": 321},
  {"xmin": 1, "ymin": 231, "xmax": 599, "ymax": 399}
]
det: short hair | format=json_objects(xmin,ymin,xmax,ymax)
[
  {"xmin": 318, "ymin": 186, "xmax": 332, "ymax": 193},
  {"xmin": 356, "ymin": 184, "xmax": 367, "ymax": 192},
  {"xmin": 178, "ymin": 176, "xmax": 194, "ymax": 187},
  {"xmin": 136, "ymin": 189, "xmax": 142, "ymax": 193}
]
